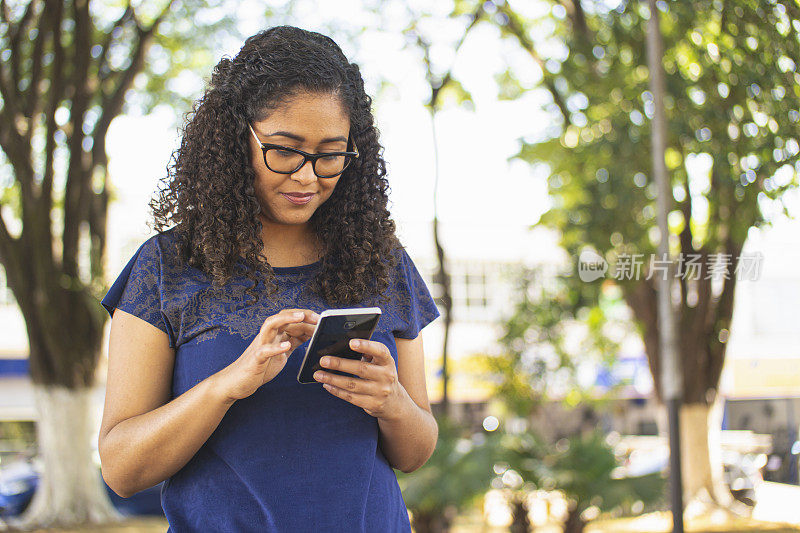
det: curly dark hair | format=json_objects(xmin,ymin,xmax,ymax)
[{"xmin": 149, "ymin": 25, "xmax": 403, "ymax": 307}]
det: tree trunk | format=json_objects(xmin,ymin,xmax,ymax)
[
  {"xmin": 4, "ymin": 385, "xmax": 123, "ymax": 531},
  {"xmin": 562, "ymin": 506, "xmax": 585, "ymax": 533},
  {"xmin": 509, "ymin": 497, "xmax": 532, "ymax": 533},
  {"xmin": 679, "ymin": 401, "xmax": 732, "ymax": 517},
  {"xmin": 411, "ymin": 510, "xmax": 452, "ymax": 533}
]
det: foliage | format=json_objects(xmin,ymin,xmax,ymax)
[
  {"xmin": 396, "ymin": 414, "xmax": 499, "ymax": 515},
  {"xmin": 0, "ymin": 0, "xmax": 263, "ymax": 525},
  {"xmin": 541, "ymin": 431, "xmax": 663, "ymax": 517},
  {"xmin": 490, "ymin": 0, "xmax": 800, "ymax": 405},
  {"xmin": 474, "ymin": 263, "xmax": 634, "ymax": 418},
  {"xmin": 0, "ymin": 0, "xmax": 247, "ymax": 311},
  {"xmin": 490, "ymin": 420, "xmax": 664, "ymax": 532},
  {"xmin": 467, "ymin": 258, "xmax": 658, "ymax": 531},
  {"xmin": 396, "ymin": 414, "xmax": 502, "ymax": 532}
]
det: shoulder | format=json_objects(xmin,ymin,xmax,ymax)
[
  {"xmin": 118, "ymin": 226, "xmax": 187, "ymax": 290},
  {"xmin": 386, "ymin": 244, "xmax": 424, "ymax": 276},
  {"xmin": 382, "ymin": 243, "xmax": 434, "ymax": 297},
  {"xmin": 379, "ymin": 243, "xmax": 440, "ymax": 339},
  {"xmin": 142, "ymin": 225, "xmax": 186, "ymax": 265},
  {"xmin": 385, "ymin": 242, "xmax": 412, "ymax": 269}
]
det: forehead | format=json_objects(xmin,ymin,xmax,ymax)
[{"xmin": 255, "ymin": 91, "xmax": 350, "ymax": 132}]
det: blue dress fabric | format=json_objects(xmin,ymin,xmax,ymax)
[{"xmin": 100, "ymin": 226, "xmax": 440, "ymax": 533}]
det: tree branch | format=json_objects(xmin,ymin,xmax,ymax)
[
  {"xmin": 0, "ymin": 115, "xmax": 36, "ymax": 242},
  {"xmin": 422, "ymin": 2, "xmax": 485, "ymax": 108},
  {"xmin": 0, "ymin": 209, "xmax": 22, "ymax": 297},
  {"xmin": 22, "ymin": 0, "xmax": 51, "ymax": 122},
  {"xmin": 39, "ymin": 0, "xmax": 66, "ymax": 242},
  {"xmin": 0, "ymin": 207, "xmax": 17, "ymax": 260},
  {"xmin": 564, "ymin": 0, "xmax": 593, "ymax": 46},
  {"xmin": 0, "ymin": 12, "xmax": 24, "ymax": 129},
  {"xmin": 93, "ymin": 0, "xmax": 175, "ymax": 151},
  {"xmin": 62, "ymin": 0, "xmax": 93, "ymax": 277},
  {"xmin": 96, "ymin": 1, "xmax": 135, "ymax": 85},
  {"xmin": 496, "ymin": 4, "xmax": 572, "ymax": 128},
  {"xmin": 7, "ymin": 0, "xmax": 38, "ymax": 95}
]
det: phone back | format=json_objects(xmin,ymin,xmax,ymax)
[{"xmin": 297, "ymin": 312, "xmax": 381, "ymax": 384}]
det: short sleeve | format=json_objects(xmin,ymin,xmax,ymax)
[
  {"xmin": 391, "ymin": 247, "xmax": 441, "ymax": 339},
  {"xmin": 101, "ymin": 235, "xmax": 176, "ymax": 348}
]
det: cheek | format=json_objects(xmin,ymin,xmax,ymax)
[
  {"xmin": 253, "ymin": 170, "xmax": 282, "ymax": 196},
  {"xmin": 319, "ymin": 179, "xmax": 340, "ymax": 201},
  {"xmin": 252, "ymin": 178, "xmax": 269, "ymax": 202}
]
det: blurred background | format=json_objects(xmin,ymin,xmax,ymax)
[{"xmin": 1, "ymin": 0, "xmax": 800, "ymax": 531}]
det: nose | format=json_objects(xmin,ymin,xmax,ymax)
[{"xmin": 290, "ymin": 159, "xmax": 318, "ymax": 185}]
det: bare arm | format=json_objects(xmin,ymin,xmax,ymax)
[
  {"xmin": 98, "ymin": 307, "xmax": 316, "ymax": 498},
  {"xmin": 378, "ymin": 335, "xmax": 437, "ymax": 473},
  {"xmin": 314, "ymin": 334, "xmax": 438, "ymax": 473},
  {"xmin": 98, "ymin": 308, "xmax": 234, "ymax": 498}
]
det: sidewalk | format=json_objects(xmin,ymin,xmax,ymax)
[
  {"xmin": 11, "ymin": 517, "xmax": 168, "ymax": 532},
  {"xmin": 752, "ymin": 481, "xmax": 800, "ymax": 526}
]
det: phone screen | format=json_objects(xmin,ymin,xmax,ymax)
[{"xmin": 297, "ymin": 311, "xmax": 381, "ymax": 384}]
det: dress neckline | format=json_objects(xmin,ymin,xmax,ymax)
[{"xmin": 269, "ymin": 258, "xmax": 323, "ymax": 274}]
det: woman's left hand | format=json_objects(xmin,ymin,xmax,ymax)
[{"xmin": 313, "ymin": 338, "xmax": 407, "ymax": 419}]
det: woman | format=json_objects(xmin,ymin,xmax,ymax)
[{"xmin": 98, "ymin": 25, "xmax": 440, "ymax": 532}]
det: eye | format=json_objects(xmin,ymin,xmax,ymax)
[{"xmin": 274, "ymin": 149, "xmax": 295, "ymax": 157}]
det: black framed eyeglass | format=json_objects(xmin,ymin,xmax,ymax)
[{"xmin": 248, "ymin": 124, "xmax": 359, "ymax": 179}]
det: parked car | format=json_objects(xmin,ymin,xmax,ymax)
[
  {"xmin": 0, "ymin": 457, "xmax": 164, "ymax": 518},
  {"xmin": 722, "ymin": 449, "xmax": 767, "ymax": 507},
  {"xmin": 615, "ymin": 432, "xmax": 769, "ymax": 507},
  {"xmin": 0, "ymin": 459, "xmax": 37, "ymax": 518}
]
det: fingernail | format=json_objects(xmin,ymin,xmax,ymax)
[
  {"xmin": 281, "ymin": 341, "xmax": 290, "ymax": 347},
  {"xmin": 294, "ymin": 312, "xmax": 304, "ymax": 318},
  {"xmin": 350, "ymin": 339, "xmax": 359, "ymax": 348},
  {"xmin": 320, "ymin": 356, "xmax": 330, "ymax": 366},
  {"xmin": 314, "ymin": 371, "xmax": 322, "ymax": 381}
]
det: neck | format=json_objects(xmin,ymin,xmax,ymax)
[{"xmin": 257, "ymin": 216, "xmax": 322, "ymax": 265}]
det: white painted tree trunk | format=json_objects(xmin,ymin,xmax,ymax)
[
  {"xmin": 2, "ymin": 385, "xmax": 124, "ymax": 530},
  {"xmin": 680, "ymin": 400, "xmax": 736, "ymax": 518}
]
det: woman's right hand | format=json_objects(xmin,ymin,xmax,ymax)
[{"xmin": 213, "ymin": 308, "xmax": 320, "ymax": 404}]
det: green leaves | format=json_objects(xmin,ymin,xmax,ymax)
[
  {"xmin": 480, "ymin": 263, "xmax": 633, "ymax": 415},
  {"xmin": 396, "ymin": 414, "xmax": 502, "ymax": 517},
  {"xmin": 501, "ymin": 0, "xmax": 800, "ymax": 260}
]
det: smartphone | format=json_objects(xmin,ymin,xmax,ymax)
[{"xmin": 297, "ymin": 307, "xmax": 382, "ymax": 384}]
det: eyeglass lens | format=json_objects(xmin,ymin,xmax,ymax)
[{"xmin": 266, "ymin": 149, "xmax": 352, "ymax": 178}]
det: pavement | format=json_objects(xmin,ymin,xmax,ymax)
[{"xmin": 752, "ymin": 481, "xmax": 800, "ymax": 526}]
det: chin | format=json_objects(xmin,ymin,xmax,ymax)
[{"xmin": 274, "ymin": 211, "xmax": 315, "ymax": 225}]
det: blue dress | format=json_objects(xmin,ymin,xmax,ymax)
[{"xmin": 100, "ymin": 226, "xmax": 441, "ymax": 532}]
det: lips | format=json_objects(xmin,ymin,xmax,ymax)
[{"xmin": 281, "ymin": 193, "xmax": 315, "ymax": 205}]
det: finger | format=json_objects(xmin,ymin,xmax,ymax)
[
  {"xmin": 282, "ymin": 309, "xmax": 320, "ymax": 325},
  {"xmin": 255, "ymin": 341, "xmax": 291, "ymax": 364},
  {"xmin": 348, "ymin": 339, "xmax": 393, "ymax": 366},
  {"xmin": 320, "ymin": 382, "xmax": 372, "ymax": 409},
  {"xmin": 280, "ymin": 322, "xmax": 317, "ymax": 340},
  {"xmin": 318, "ymin": 355, "xmax": 377, "ymax": 380},
  {"xmin": 260, "ymin": 310, "xmax": 306, "ymax": 339},
  {"xmin": 313, "ymin": 369, "xmax": 375, "ymax": 393}
]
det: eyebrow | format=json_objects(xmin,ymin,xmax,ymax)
[{"xmin": 264, "ymin": 130, "xmax": 348, "ymax": 144}]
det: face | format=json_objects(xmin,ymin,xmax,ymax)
[{"xmin": 249, "ymin": 90, "xmax": 351, "ymax": 228}]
